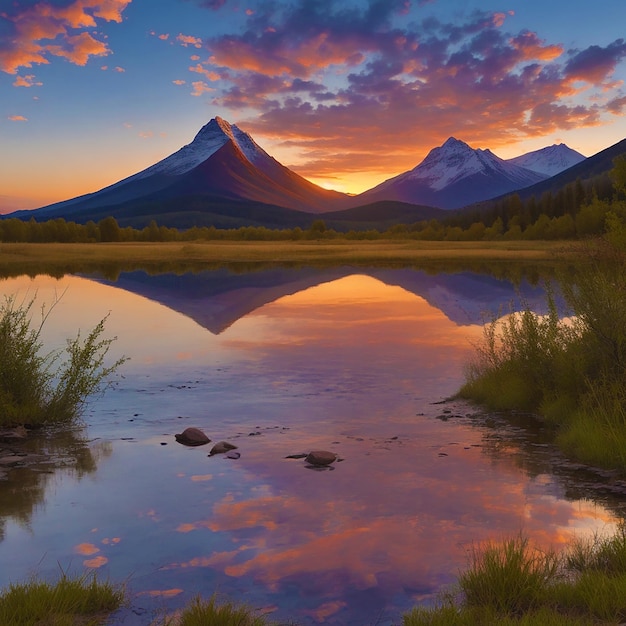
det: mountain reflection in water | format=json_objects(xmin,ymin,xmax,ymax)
[{"xmin": 0, "ymin": 269, "xmax": 618, "ymax": 626}]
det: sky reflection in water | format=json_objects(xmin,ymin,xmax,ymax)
[{"xmin": 0, "ymin": 271, "xmax": 618, "ymax": 625}]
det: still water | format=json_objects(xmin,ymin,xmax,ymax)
[{"xmin": 0, "ymin": 267, "xmax": 621, "ymax": 625}]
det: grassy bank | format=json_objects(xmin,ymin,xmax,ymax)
[
  {"xmin": 0, "ymin": 572, "xmax": 124, "ymax": 625},
  {"xmin": 0, "ymin": 239, "xmax": 573, "ymax": 275},
  {"xmin": 7, "ymin": 529, "xmax": 626, "ymax": 624},
  {"xmin": 459, "ymin": 238, "xmax": 626, "ymax": 472},
  {"xmin": 404, "ymin": 529, "xmax": 626, "ymax": 625}
]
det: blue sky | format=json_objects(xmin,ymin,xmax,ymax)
[{"xmin": 1, "ymin": 0, "xmax": 626, "ymax": 212}]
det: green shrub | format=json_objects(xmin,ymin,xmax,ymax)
[
  {"xmin": 460, "ymin": 290, "xmax": 580, "ymax": 412},
  {"xmin": 0, "ymin": 295, "xmax": 126, "ymax": 428}
]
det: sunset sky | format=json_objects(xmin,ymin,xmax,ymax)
[{"xmin": 2, "ymin": 0, "xmax": 626, "ymax": 213}]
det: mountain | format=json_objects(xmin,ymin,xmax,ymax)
[
  {"xmin": 507, "ymin": 144, "xmax": 585, "ymax": 177},
  {"xmin": 481, "ymin": 137, "xmax": 626, "ymax": 205},
  {"xmin": 25, "ymin": 117, "xmax": 352, "ymax": 221},
  {"xmin": 356, "ymin": 137, "xmax": 547, "ymax": 210}
]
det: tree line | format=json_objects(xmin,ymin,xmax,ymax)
[{"xmin": 1, "ymin": 158, "xmax": 624, "ymax": 244}]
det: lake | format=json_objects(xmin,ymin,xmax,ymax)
[{"xmin": 0, "ymin": 266, "xmax": 622, "ymax": 625}]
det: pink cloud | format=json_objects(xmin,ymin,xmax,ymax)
[
  {"xmin": 13, "ymin": 74, "xmax": 42, "ymax": 87},
  {"xmin": 190, "ymin": 80, "xmax": 214, "ymax": 96},
  {"xmin": 8, "ymin": 115, "xmax": 28, "ymax": 122},
  {"xmin": 183, "ymin": 3, "xmax": 625, "ymax": 187},
  {"xmin": 189, "ymin": 63, "xmax": 221, "ymax": 81},
  {"xmin": 0, "ymin": 0, "xmax": 131, "ymax": 74},
  {"xmin": 176, "ymin": 33, "xmax": 203, "ymax": 48}
]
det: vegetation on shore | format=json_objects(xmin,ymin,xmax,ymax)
[
  {"xmin": 404, "ymin": 528, "xmax": 626, "ymax": 625},
  {"xmin": 0, "ymin": 240, "xmax": 573, "ymax": 282},
  {"xmin": 6, "ymin": 528, "xmax": 626, "ymax": 625},
  {"xmin": 0, "ymin": 571, "xmax": 125, "ymax": 625},
  {"xmin": 459, "ymin": 159, "xmax": 626, "ymax": 472},
  {"xmin": 0, "ymin": 157, "xmax": 623, "ymax": 245},
  {"xmin": 158, "ymin": 595, "xmax": 272, "ymax": 626},
  {"xmin": 0, "ymin": 295, "xmax": 126, "ymax": 428}
]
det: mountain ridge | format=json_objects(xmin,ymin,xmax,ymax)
[{"xmin": 6, "ymin": 117, "xmax": 616, "ymax": 229}]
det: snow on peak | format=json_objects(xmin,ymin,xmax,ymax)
[
  {"xmin": 131, "ymin": 117, "xmax": 267, "ymax": 180},
  {"xmin": 507, "ymin": 143, "xmax": 586, "ymax": 177},
  {"xmin": 404, "ymin": 137, "xmax": 504, "ymax": 190},
  {"xmin": 372, "ymin": 136, "xmax": 544, "ymax": 194}
]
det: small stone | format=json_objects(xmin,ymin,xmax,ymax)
[
  {"xmin": 285, "ymin": 454, "xmax": 308, "ymax": 459},
  {"xmin": 305, "ymin": 450, "xmax": 337, "ymax": 466},
  {"xmin": 175, "ymin": 427, "xmax": 211, "ymax": 446},
  {"xmin": 209, "ymin": 441, "xmax": 238, "ymax": 456},
  {"xmin": 226, "ymin": 451, "xmax": 241, "ymax": 460}
]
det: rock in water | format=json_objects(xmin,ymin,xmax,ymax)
[
  {"xmin": 209, "ymin": 441, "xmax": 238, "ymax": 456},
  {"xmin": 175, "ymin": 427, "xmax": 211, "ymax": 446},
  {"xmin": 305, "ymin": 450, "xmax": 337, "ymax": 466}
]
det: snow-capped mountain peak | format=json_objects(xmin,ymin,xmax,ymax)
[
  {"xmin": 507, "ymin": 143, "xmax": 586, "ymax": 177},
  {"xmin": 131, "ymin": 117, "xmax": 266, "ymax": 181},
  {"xmin": 394, "ymin": 137, "xmax": 540, "ymax": 192},
  {"xmin": 358, "ymin": 136, "xmax": 548, "ymax": 209}
]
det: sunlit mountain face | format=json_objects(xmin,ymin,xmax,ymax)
[{"xmin": 9, "ymin": 117, "xmax": 603, "ymax": 229}]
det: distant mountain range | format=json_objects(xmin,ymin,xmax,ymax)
[
  {"xmin": 7, "ymin": 116, "xmax": 619, "ymax": 229},
  {"xmin": 357, "ymin": 137, "xmax": 583, "ymax": 209}
]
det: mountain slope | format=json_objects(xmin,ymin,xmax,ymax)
[
  {"xmin": 490, "ymin": 137, "xmax": 626, "ymax": 204},
  {"xmin": 507, "ymin": 144, "xmax": 585, "ymax": 177},
  {"xmin": 26, "ymin": 117, "xmax": 351, "ymax": 221},
  {"xmin": 357, "ymin": 137, "xmax": 547, "ymax": 209}
]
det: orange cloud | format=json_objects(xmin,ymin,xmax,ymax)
[
  {"xmin": 0, "ymin": 0, "xmax": 131, "ymax": 74},
  {"xmin": 12, "ymin": 74, "xmax": 42, "ymax": 87},
  {"xmin": 47, "ymin": 32, "xmax": 109, "ymax": 66},
  {"xmin": 177, "ymin": 33, "xmax": 202, "ymax": 48},
  {"xmin": 8, "ymin": 115, "xmax": 28, "ymax": 122},
  {"xmin": 189, "ymin": 63, "xmax": 220, "ymax": 81},
  {"xmin": 191, "ymin": 80, "xmax": 214, "ymax": 96}
]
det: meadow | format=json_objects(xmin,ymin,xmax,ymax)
[{"xmin": 0, "ymin": 239, "xmax": 572, "ymax": 276}]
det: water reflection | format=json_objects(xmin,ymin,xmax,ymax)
[
  {"xmin": 0, "ymin": 269, "xmax": 620, "ymax": 626},
  {"xmin": 90, "ymin": 266, "xmax": 551, "ymax": 333},
  {"xmin": 0, "ymin": 426, "xmax": 110, "ymax": 542}
]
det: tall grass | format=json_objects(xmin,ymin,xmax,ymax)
[
  {"xmin": 404, "ymin": 528, "xmax": 626, "ymax": 625},
  {"xmin": 0, "ymin": 294, "xmax": 126, "ymax": 428},
  {"xmin": 458, "ymin": 535, "xmax": 559, "ymax": 614},
  {"xmin": 0, "ymin": 571, "xmax": 125, "ymax": 625},
  {"xmin": 160, "ymin": 594, "xmax": 271, "ymax": 626},
  {"xmin": 459, "ymin": 239, "xmax": 626, "ymax": 471}
]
